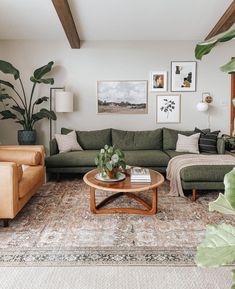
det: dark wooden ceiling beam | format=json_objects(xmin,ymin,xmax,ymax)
[
  {"xmin": 205, "ymin": 1, "xmax": 235, "ymax": 40},
  {"xmin": 52, "ymin": 0, "xmax": 80, "ymax": 49}
]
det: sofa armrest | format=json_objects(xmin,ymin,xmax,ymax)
[
  {"xmin": 0, "ymin": 162, "xmax": 19, "ymax": 219},
  {"xmin": 0, "ymin": 145, "xmax": 45, "ymax": 166},
  {"xmin": 50, "ymin": 138, "xmax": 59, "ymax": 156},
  {"xmin": 217, "ymin": 137, "xmax": 225, "ymax": 154}
]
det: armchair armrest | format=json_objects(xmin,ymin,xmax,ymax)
[
  {"xmin": 0, "ymin": 162, "xmax": 19, "ymax": 219},
  {"xmin": 0, "ymin": 145, "xmax": 45, "ymax": 166}
]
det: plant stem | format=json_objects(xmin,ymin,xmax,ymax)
[
  {"xmin": 28, "ymin": 82, "xmax": 37, "ymax": 129},
  {"xmin": 19, "ymin": 77, "xmax": 27, "ymax": 107}
]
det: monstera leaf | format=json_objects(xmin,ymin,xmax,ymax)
[
  {"xmin": 209, "ymin": 193, "xmax": 235, "ymax": 216},
  {"xmin": 195, "ymin": 224, "xmax": 235, "ymax": 267},
  {"xmin": 195, "ymin": 28, "xmax": 235, "ymax": 73}
]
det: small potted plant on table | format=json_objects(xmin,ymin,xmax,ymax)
[{"xmin": 95, "ymin": 145, "xmax": 126, "ymax": 179}]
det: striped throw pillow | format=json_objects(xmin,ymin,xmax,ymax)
[
  {"xmin": 176, "ymin": 133, "xmax": 200, "ymax": 154},
  {"xmin": 195, "ymin": 128, "xmax": 220, "ymax": 154}
]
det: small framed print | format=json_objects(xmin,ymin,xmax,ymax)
[
  {"xmin": 171, "ymin": 61, "xmax": 197, "ymax": 92},
  {"xmin": 157, "ymin": 94, "xmax": 181, "ymax": 123},
  {"xmin": 150, "ymin": 71, "xmax": 167, "ymax": 92}
]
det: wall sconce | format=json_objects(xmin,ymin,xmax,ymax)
[
  {"xmin": 49, "ymin": 87, "xmax": 74, "ymax": 142},
  {"xmin": 196, "ymin": 92, "xmax": 213, "ymax": 112}
]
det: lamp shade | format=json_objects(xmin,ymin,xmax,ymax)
[
  {"xmin": 55, "ymin": 91, "xmax": 73, "ymax": 112},
  {"xmin": 196, "ymin": 102, "xmax": 208, "ymax": 112}
]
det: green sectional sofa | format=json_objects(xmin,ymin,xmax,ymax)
[{"xmin": 45, "ymin": 127, "xmax": 234, "ymax": 198}]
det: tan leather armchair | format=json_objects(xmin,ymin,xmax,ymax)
[{"xmin": 0, "ymin": 145, "xmax": 45, "ymax": 227}]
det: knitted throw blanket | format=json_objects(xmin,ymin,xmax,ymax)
[{"xmin": 166, "ymin": 154, "xmax": 235, "ymax": 197}]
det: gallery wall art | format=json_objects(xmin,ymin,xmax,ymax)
[
  {"xmin": 171, "ymin": 61, "xmax": 196, "ymax": 92},
  {"xmin": 157, "ymin": 94, "xmax": 181, "ymax": 123},
  {"xmin": 97, "ymin": 80, "xmax": 148, "ymax": 114},
  {"xmin": 150, "ymin": 71, "xmax": 167, "ymax": 92}
]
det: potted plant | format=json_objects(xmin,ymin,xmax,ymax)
[
  {"xmin": 0, "ymin": 60, "xmax": 56, "ymax": 145},
  {"xmin": 95, "ymin": 145, "xmax": 126, "ymax": 179}
]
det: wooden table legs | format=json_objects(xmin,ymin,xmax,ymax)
[{"xmin": 90, "ymin": 187, "xmax": 158, "ymax": 215}]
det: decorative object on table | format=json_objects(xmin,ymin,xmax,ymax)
[
  {"xmin": 156, "ymin": 94, "xmax": 181, "ymax": 123},
  {"xmin": 97, "ymin": 80, "xmax": 147, "ymax": 114},
  {"xmin": 130, "ymin": 167, "xmax": 151, "ymax": 183},
  {"xmin": 95, "ymin": 171, "xmax": 126, "ymax": 182},
  {"xmin": 196, "ymin": 92, "xmax": 213, "ymax": 112},
  {"xmin": 49, "ymin": 87, "xmax": 74, "ymax": 142},
  {"xmin": 95, "ymin": 145, "xmax": 126, "ymax": 179},
  {"xmin": 171, "ymin": 61, "xmax": 197, "ymax": 92},
  {"xmin": 150, "ymin": 71, "xmax": 167, "ymax": 92},
  {"xmin": 0, "ymin": 60, "xmax": 56, "ymax": 145}
]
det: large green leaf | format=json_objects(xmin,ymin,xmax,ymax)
[
  {"xmin": 221, "ymin": 58, "xmax": 235, "ymax": 74},
  {"xmin": 11, "ymin": 105, "xmax": 25, "ymax": 115},
  {"xmin": 33, "ymin": 61, "xmax": 54, "ymax": 80},
  {"xmin": 32, "ymin": 108, "xmax": 56, "ymax": 122},
  {"xmin": 0, "ymin": 110, "xmax": 17, "ymax": 119},
  {"xmin": 195, "ymin": 28, "xmax": 235, "ymax": 60},
  {"xmin": 209, "ymin": 193, "xmax": 235, "ymax": 216},
  {"xmin": 0, "ymin": 60, "xmax": 19, "ymax": 80},
  {"xmin": 34, "ymin": 96, "xmax": 49, "ymax": 105},
  {"xmin": 195, "ymin": 224, "xmax": 235, "ymax": 267},
  {"xmin": 30, "ymin": 76, "xmax": 54, "ymax": 84},
  {"xmin": 0, "ymin": 79, "xmax": 14, "ymax": 90},
  {"xmin": 232, "ymin": 269, "xmax": 235, "ymax": 289}
]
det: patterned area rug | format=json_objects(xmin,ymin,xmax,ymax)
[{"xmin": 0, "ymin": 180, "xmax": 234, "ymax": 266}]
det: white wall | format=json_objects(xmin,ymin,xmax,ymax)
[{"xmin": 0, "ymin": 40, "xmax": 233, "ymax": 151}]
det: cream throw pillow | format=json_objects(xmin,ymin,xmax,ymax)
[
  {"xmin": 176, "ymin": 133, "xmax": 200, "ymax": 154},
  {"xmin": 55, "ymin": 130, "xmax": 83, "ymax": 153}
]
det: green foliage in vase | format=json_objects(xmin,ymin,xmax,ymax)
[
  {"xmin": 0, "ymin": 60, "xmax": 56, "ymax": 130},
  {"xmin": 195, "ymin": 168, "xmax": 235, "ymax": 289},
  {"xmin": 195, "ymin": 28, "xmax": 235, "ymax": 73},
  {"xmin": 95, "ymin": 145, "xmax": 126, "ymax": 176}
]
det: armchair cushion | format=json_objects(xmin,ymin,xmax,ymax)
[{"xmin": 0, "ymin": 150, "xmax": 41, "ymax": 166}]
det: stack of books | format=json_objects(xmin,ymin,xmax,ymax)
[{"xmin": 130, "ymin": 167, "xmax": 151, "ymax": 183}]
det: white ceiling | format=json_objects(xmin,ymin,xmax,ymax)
[{"xmin": 0, "ymin": 0, "xmax": 233, "ymax": 41}]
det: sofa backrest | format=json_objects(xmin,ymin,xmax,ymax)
[
  {"xmin": 163, "ymin": 128, "xmax": 210, "ymax": 151},
  {"xmin": 61, "ymin": 128, "xmax": 112, "ymax": 150},
  {"xmin": 112, "ymin": 129, "xmax": 163, "ymax": 150}
]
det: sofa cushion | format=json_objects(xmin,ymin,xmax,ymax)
[
  {"xmin": 46, "ymin": 150, "xmax": 100, "ymax": 168},
  {"xmin": 55, "ymin": 130, "xmax": 83, "ymax": 153},
  {"xmin": 180, "ymin": 165, "xmax": 235, "ymax": 182},
  {"xmin": 124, "ymin": 150, "xmax": 170, "ymax": 167},
  {"xmin": 195, "ymin": 128, "xmax": 220, "ymax": 154},
  {"xmin": 164, "ymin": 150, "xmax": 187, "ymax": 158},
  {"xmin": 61, "ymin": 128, "xmax": 112, "ymax": 150},
  {"xmin": 163, "ymin": 128, "xmax": 210, "ymax": 151},
  {"xmin": 176, "ymin": 133, "xmax": 200, "ymax": 154},
  {"xmin": 112, "ymin": 129, "xmax": 163, "ymax": 150}
]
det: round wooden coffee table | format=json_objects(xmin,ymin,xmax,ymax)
[{"xmin": 83, "ymin": 168, "xmax": 164, "ymax": 215}]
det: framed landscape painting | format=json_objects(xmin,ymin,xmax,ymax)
[
  {"xmin": 150, "ymin": 71, "xmax": 167, "ymax": 92},
  {"xmin": 171, "ymin": 61, "xmax": 197, "ymax": 92},
  {"xmin": 157, "ymin": 94, "xmax": 181, "ymax": 123},
  {"xmin": 97, "ymin": 80, "xmax": 148, "ymax": 114}
]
